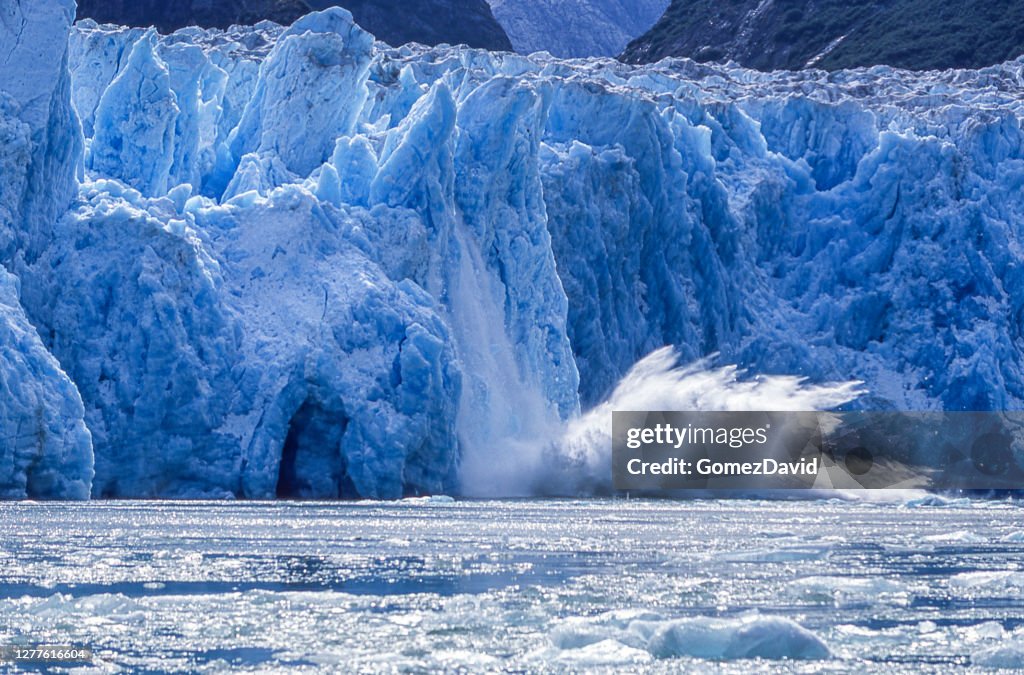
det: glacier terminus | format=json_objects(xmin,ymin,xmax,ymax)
[{"xmin": 2, "ymin": 1, "xmax": 1024, "ymax": 499}]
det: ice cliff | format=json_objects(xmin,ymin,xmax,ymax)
[
  {"xmin": 0, "ymin": 0, "xmax": 92, "ymax": 499},
  {"xmin": 2, "ymin": 2, "xmax": 1024, "ymax": 499},
  {"xmin": 0, "ymin": 269, "xmax": 93, "ymax": 499}
]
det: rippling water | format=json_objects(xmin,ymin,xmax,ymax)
[{"xmin": 3, "ymin": 499, "xmax": 1024, "ymax": 672}]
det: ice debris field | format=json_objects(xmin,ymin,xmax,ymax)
[
  {"xmin": 2, "ymin": 1, "xmax": 1024, "ymax": 499},
  {"xmin": 6, "ymin": 499, "xmax": 1024, "ymax": 671}
]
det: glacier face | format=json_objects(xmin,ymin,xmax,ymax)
[
  {"xmin": 0, "ymin": 0, "xmax": 92, "ymax": 500},
  {"xmin": 2, "ymin": 2, "xmax": 1024, "ymax": 498},
  {"xmin": 0, "ymin": 0, "xmax": 82, "ymax": 266},
  {"xmin": 0, "ymin": 269, "xmax": 93, "ymax": 500}
]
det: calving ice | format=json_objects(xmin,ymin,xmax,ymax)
[{"xmin": 2, "ymin": 2, "xmax": 1024, "ymax": 500}]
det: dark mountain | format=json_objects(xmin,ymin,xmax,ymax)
[
  {"xmin": 622, "ymin": 0, "xmax": 1024, "ymax": 71},
  {"xmin": 76, "ymin": 0, "xmax": 513, "ymax": 50},
  {"xmin": 487, "ymin": 0, "xmax": 669, "ymax": 58}
]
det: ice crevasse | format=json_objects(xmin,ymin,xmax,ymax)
[{"xmin": 1, "ymin": 1, "xmax": 1024, "ymax": 499}]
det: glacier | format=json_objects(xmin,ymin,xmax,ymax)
[
  {"xmin": 2, "ymin": 1, "xmax": 1024, "ymax": 499},
  {"xmin": 0, "ymin": 269, "xmax": 93, "ymax": 499},
  {"xmin": 1, "ymin": 0, "xmax": 92, "ymax": 499}
]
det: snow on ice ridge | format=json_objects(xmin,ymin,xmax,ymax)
[{"xmin": 3, "ymin": 2, "xmax": 1024, "ymax": 498}]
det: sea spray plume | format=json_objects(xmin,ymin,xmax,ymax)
[{"xmin": 531, "ymin": 347, "xmax": 864, "ymax": 496}]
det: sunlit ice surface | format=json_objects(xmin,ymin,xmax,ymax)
[{"xmin": 3, "ymin": 499, "xmax": 1024, "ymax": 672}]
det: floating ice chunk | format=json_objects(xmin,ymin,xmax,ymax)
[
  {"xmin": 550, "ymin": 611, "xmax": 661, "ymax": 651},
  {"xmin": 643, "ymin": 614, "xmax": 831, "ymax": 661},
  {"xmin": 903, "ymin": 495, "xmax": 974, "ymax": 508},
  {"xmin": 550, "ymin": 611, "xmax": 829, "ymax": 662},
  {"xmin": 972, "ymin": 641, "xmax": 1024, "ymax": 669},
  {"xmin": 789, "ymin": 576, "xmax": 909, "ymax": 607},
  {"xmin": 949, "ymin": 571, "xmax": 1024, "ymax": 594},
  {"xmin": 721, "ymin": 544, "xmax": 833, "ymax": 563},
  {"xmin": 964, "ymin": 621, "xmax": 1007, "ymax": 641},
  {"xmin": 922, "ymin": 531, "xmax": 988, "ymax": 545},
  {"xmin": 401, "ymin": 495, "xmax": 456, "ymax": 505}
]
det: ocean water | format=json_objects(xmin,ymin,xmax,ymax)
[{"xmin": 2, "ymin": 499, "xmax": 1024, "ymax": 672}]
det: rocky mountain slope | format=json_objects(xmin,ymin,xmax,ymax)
[
  {"xmin": 622, "ymin": 0, "xmax": 1024, "ymax": 70},
  {"xmin": 487, "ymin": 0, "xmax": 668, "ymax": 58},
  {"xmin": 76, "ymin": 0, "xmax": 512, "ymax": 50}
]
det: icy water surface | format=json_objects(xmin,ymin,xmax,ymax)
[{"xmin": 3, "ymin": 499, "xmax": 1024, "ymax": 672}]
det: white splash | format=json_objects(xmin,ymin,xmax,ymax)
[{"xmin": 539, "ymin": 347, "xmax": 865, "ymax": 496}]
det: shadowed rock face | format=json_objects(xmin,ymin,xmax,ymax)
[
  {"xmin": 76, "ymin": 0, "xmax": 512, "ymax": 50},
  {"xmin": 75, "ymin": 0, "xmax": 311, "ymax": 33},
  {"xmin": 486, "ymin": 0, "xmax": 669, "ymax": 58},
  {"xmin": 622, "ymin": 0, "xmax": 1024, "ymax": 71}
]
